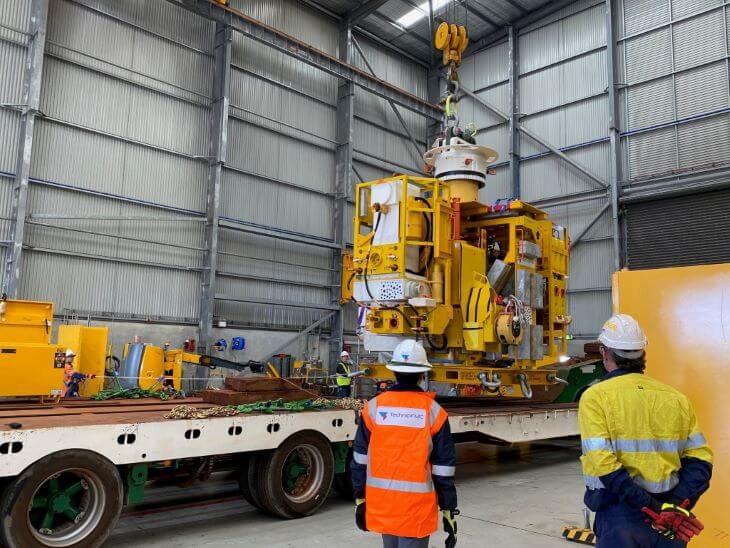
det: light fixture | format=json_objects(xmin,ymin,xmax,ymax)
[
  {"xmin": 396, "ymin": 0, "xmax": 450, "ymax": 28},
  {"xmin": 558, "ymin": 355, "xmax": 571, "ymax": 363}
]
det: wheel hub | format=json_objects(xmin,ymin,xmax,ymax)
[
  {"xmin": 50, "ymin": 493, "xmax": 72, "ymax": 514},
  {"xmin": 27, "ymin": 469, "xmax": 104, "ymax": 547}
]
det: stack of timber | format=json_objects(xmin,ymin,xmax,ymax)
[{"xmin": 200, "ymin": 377, "xmax": 312, "ymax": 406}]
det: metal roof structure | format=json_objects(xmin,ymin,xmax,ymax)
[{"xmin": 304, "ymin": 0, "xmax": 557, "ymax": 62}]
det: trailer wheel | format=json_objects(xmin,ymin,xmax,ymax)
[
  {"xmin": 256, "ymin": 432, "xmax": 334, "ymax": 519},
  {"xmin": 0, "ymin": 450, "xmax": 123, "ymax": 548}
]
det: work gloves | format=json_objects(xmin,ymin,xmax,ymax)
[
  {"xmin": 442, "ymin": 509, "xmax": 460, "ymax": 548},
  {"xmin": 355, "ymin": 498, "xmax": 367, "ymax": 531},
  {"xmin": 642, "ymin": 499, "xmax": 704, "ymax": 543}
]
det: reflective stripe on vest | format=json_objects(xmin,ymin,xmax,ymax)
[
  {"xmin": 583, "ymin": 472, "xmax": 679, "ymax": 493},
  {"xmin": 582, "ymin": 436, "xmax": 708, "ymax": 455},
  {"xmin": 367, "ymin": 475, "xmax": 434, "ymax": 493},
  {"xmin": 432, "ymin": 465, "xmax": 455, "ymax": 477}
]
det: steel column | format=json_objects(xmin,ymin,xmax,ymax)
[
  {"xmin": 507, "ymin": 26, "xmax": 520, "ymax": 198},
  {"xmin": 2, "ymin": 0, "xmax": 49, "ymax": 297},
  {"xmin": 199, "ymin": 20, "xmax": 232, "ymax": 357},
  {"xmin": 605, "ymin": 0, "xmax": 623, "ymax": 269},
  {"xmin": 330, "ymin": 23, "xmax": 354, "ymax": 372},
  {"xmin": 426, "ymin": 0, "xmax": 440, "ymax": 148}
]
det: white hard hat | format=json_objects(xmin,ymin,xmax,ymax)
[
  {"xmin": 65, "ymin": 348, "xmax": 76, "ymax": 357},
  {"xmin": 598, "ymin": 314, "xmax": 647, "ymax": 359},
  {"xmin": 340, "ymin": 350, "xmax": 350, "ymax": 357},
  {"xmin": 386, "ymin": 340, "xmax": 432, "ymax": 373}
]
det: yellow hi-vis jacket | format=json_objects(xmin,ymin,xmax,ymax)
[
  {"xmin": 336, "ymin": 361, "xmax": 351, "ymax": 387},
  {"xmin": 579, "ymin": 371, "xmax": 712, "ymax": 499}
]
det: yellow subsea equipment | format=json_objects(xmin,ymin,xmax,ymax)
[{"xmin": 345, "ymin": 144, "xmax": 571, "ymax": 398}]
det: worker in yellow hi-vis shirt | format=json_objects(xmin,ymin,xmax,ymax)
[{"xmin": 579, "ymin": 314, "xmax": 713, "ymax": 547}]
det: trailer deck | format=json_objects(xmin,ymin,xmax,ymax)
[{"xmin": 0, "ymin": 398, "xmax": 578, "ymax": 475}]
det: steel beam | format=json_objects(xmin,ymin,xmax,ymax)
[
  {"xmin": 605, "ymin": 0, "xmax": 622, "ymax": 269},
  {"xmin": 215, "ymin": 294, "xmax": 340, "ymax": 311},
  {"xmin": 466, "ymin": 0, "xmax": 582, "ymax": 56},
  {"xmin": 459, "ymin": 84, "xmax": 609, "ymax": 190},
  {"xmin": 172, "ymin": 0, "xmax": 440, "ymax": 119},
  {"xmin": 569, "ymin": 201, "xmax": 611, "ymax": 250},
  {"xmin": 348, "ymin": 0, "xmax": 392, "ymax": 25},
  {"xmin": 352, "ymin": 36, "xmax": 423, "ymax": 166},
  {"xmin": 2, "ymin": 0, "xmax": 48, "ymax": 297},
  {"xmin": 219, "ymin": 218, "xmax": 340, "ymax": 249},
  {"xmin": 507, "ymin": 26, "xmax": 520, "ymax": 198},
  {"xmin": 199, "ymin": 20, "xmax": 232, "ymax": 358},
  {"xmin": 329, "ymin": 23, "xmax": 354, "ymax": 374}
]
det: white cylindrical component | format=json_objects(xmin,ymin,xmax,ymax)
[{"xmin": 423, "ymin": 137, "xmax": 499, "ymax": 189}]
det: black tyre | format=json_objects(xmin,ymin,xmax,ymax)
[
  {"xmin": 256, "ymin": 432, "xmax": 334, "ymax": 518},
  {"xmin": 235, "ymin": 453, "xmax": 257, "ymax": 509},
  {"xmin": 237, "ymin": 451, "xmax": 270, "ymax": 511},
  {"xmin": 0, "ymin": 450, "xmax": 123, "ymax": 548}
]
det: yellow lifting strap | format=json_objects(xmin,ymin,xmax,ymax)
[{"xmin": 445, "ymin": 94, "xmax": 458, "ymax": 117}]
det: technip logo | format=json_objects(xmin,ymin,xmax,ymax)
[{"xmin": 375, "ymin": 406, "xmax": 426, "ymax": 428}]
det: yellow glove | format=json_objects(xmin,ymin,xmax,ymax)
[
  {"xmin": 442, "ymin": 509, "xmax": 459, "ymax": 548},
  {"xmin": 355, "ymin": 498, "xmax": 366, "ymax": 531}
]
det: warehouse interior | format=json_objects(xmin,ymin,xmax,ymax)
[{"xmin": 0, "ymin": 0, "xmax": 728, "ymax": 546}]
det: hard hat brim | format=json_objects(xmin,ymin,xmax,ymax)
[
  {"xmin": 598, "ymin": 333, "xmax": 647, "ymax": 351},
  {"xmin": 386, "ymin": 362, "xmax": 431, "ymax": 373}
]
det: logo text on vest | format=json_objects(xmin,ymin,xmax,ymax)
[{"xmin": 375, "ymin": 406, "xmax": 426, "ymax": 428}]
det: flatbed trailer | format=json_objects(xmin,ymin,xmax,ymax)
[{"xmin": 0, "ymin": 398, "xmax": 578, "ymax": 548}]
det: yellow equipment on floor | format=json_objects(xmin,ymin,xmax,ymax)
[{"xmin": 0, "ymin": 299, "xmax": 107, "ymax": 398}]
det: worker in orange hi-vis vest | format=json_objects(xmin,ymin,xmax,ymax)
[{"xmin": 351, "ymin": 339, "xmax": 458, "ymax": 548}]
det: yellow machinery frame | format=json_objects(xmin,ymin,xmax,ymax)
[{"xmin": 347, "ymin": 175, "xmax": 570, "ymax": 398}]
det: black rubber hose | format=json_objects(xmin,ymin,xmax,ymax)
[{"xmin": 426, "ymin": 333, "xmax": 448, "ymax": 351}]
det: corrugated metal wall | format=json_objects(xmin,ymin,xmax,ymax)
[
  {"xmin": 619, "ymin": 0, "xmax": 730, "ymax": 180},
  {"xmin": 0, "ymin": 0, "xmax": 427, "ymax": 337},
  {"xmin": 460, "ymin": 0, "xmax": 730, "ymax": 339},
  {"xmin": 4, "ymin": 0, "xmax": 213, "ymax": 322}
]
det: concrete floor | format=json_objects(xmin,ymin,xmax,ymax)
[{"xmin": 107, "ymin": 439, "xmax": 587, "ymax": 548}]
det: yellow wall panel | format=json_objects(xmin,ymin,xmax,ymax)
[{"xmin": 613, "ymin": 264, "xmax": 730, "ymax": 546}]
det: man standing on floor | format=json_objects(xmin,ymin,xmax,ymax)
[
  {"xmin": 351, "ymin": 339, "xmax": 459, "ymax": 548},
  {"xmin": 579, "ymin": 314, "xmax": 713, "ymax": 547}
]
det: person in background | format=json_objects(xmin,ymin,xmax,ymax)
[
  {"xmin": 336, "ymin": 350, "xmax": 353, "ymax": 398},
  {"xmin": 62, "ymin": 348, "xmax": 77, "ymax": 396},
  {"xmin": 351, "ymin": 339, "xmax": 458, "ymax": 548},
  {"xmin": 579, "ymin": 314, "xmax": 713, "ymax": 547}
]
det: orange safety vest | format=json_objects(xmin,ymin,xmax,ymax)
[{"xmin": 362, "ymin": 390, "xmax": 448, "ymax": 538}]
